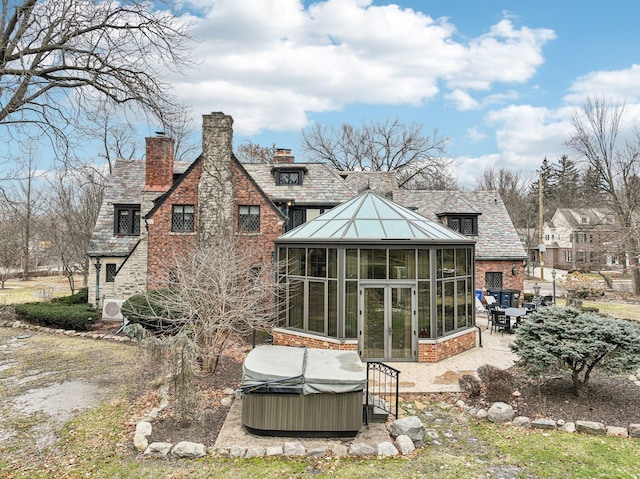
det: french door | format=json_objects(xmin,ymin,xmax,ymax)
[{"xmin": 360, "ymin": 285, "xmax": 415, "ymax": 361}]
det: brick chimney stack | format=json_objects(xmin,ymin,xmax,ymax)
[
  {"xmin": 273, "ymin": 148, "xmax": 294, "ymax": 164},
  {"xmin": 144, "ymin": 134, "xmax": 175, "ymax": 192}
]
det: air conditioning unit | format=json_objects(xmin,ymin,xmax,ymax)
[{"xmin": 102, "ymin": 299, "xmax": 125, "ymax": 322}]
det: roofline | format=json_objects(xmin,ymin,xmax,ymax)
[
  {"xmin": 146, "ymin": 154, "xmax": 203, "ymax": 219},
  {"xmin": 275, "ymin": 238, "xmax": 476, "ymax": 245}
]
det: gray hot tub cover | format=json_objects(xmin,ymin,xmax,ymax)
[{"xmin": 242, "ymin": 345, "xmax": 366, "ymax": 395}]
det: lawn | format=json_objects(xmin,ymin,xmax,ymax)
[
  {"xmin": 1, "ymin": 325, "xmax": 639, "ymax": 479},
  {"xmin": 0, "ymin": 275, "xmax": 83, "ymax": 305}
]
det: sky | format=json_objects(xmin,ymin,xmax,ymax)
[
  {"xmin": 5, "ymin": 0, "xmax": 640, "ymax": 189},
  {"xmin": 160, "ymin": 0, "xmax": 640, "ymax": 188}
]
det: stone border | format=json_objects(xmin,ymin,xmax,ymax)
[
  {"xmin": 453, "ymin": 399, "xmax": 640, "ymax": 439},
  {"xmin": 0, "ymin": 320, "xmax": 134, "ymax": 344}
]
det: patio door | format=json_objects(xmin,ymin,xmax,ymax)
[{"xmin": 360, "ymin": 285, "xmax": 415, "ymax": 361}]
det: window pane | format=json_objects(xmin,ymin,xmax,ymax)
[
  {"xmin": 105, "ymin": 264, "xmax": 117, "ymax": 283},
  {"xmin": 418, "ymin": 249, "xmax": 430, "ymax": 279},
  {"xmin": 418, "ymin": 280, "xmax": 430, "ymax": 338},
  {"xmin": 444, "ymin": 281, "xmax": 455, "ymax": 333},
  {"xmin": 389, "ymin": 249, "xmax": 415, "ymax": 279},
  {"xmin": 118, "ymin": 210, "xmax": 129, "ymax": 233},
  {"xmin": 239, "ymin": 205, "xmax": 260, "ymax": 232},
  {"xmin": 346, "ymin": 249, "xmax": 358, "ymax": 279},
  {"xmin": 456, "ymin": 279, "xmax": 466, "ymax": 329},
  {"xmin": 328, "ymin": 280, "xmax": 337, "ymax": 337},
  {"xmin": 133, "ymin": 210, "xmax": 140, "ymax": 235},
  {"xmin": 344, "ymin": 281, "xmax": 358, "ymax": 338},
  {"xmin": 327, "ymin": 249, "xmax": 337, "ymax": 278},
  {"xmin": 288, "ymin": 281, "xmax": 304, "ymax": 329},
  {"xmin": 307, "ymin": 248, "xmax": 326, "ymax": 277},
  {"xmin": 455, "ymin": 249, "xmax": 467, "ymax": 276},
  {"xmin": 360, "ymin": 249, "xmax": 386, "ymax": 279},
  {"xmin": 442, "ymin": 249, "xmax": 455, "ymax": 277},
  {"xmin": 308, "ymin": 281, "xmax": 325, "ymax": 333},
  {"xmin": 436, "ymin": 282, "xmax": 443, "ymax": 337},
  {"xmin": 463, "ymin": 218, "xmax": 474, "ymax": 234},
  {"xmin": 288, "ymin": 248, "xmax": 306, "ymax": 276}
]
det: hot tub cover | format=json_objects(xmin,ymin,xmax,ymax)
[{"xmin": 242, "ymin": 345, "xmax": 366, "ymax": 395}]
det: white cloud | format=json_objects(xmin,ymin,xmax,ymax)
[
  {"xmin": 564, "ymin": 64, "xmax": 640, "ymax": 104},
  {"xmin": 169, "ymin": 1, "xmax": 555, "ymax": 135},
  {"xmin": 466, "ymin": 127, "xmax": 487, "ymax": 142}
]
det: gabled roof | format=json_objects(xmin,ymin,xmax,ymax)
[
  {"xmin": 241, "ymin": 162, "xmax": 356, "ymax": 205},
  {"xmin": 87, "ymin": 158, "xmax": 190, "ymax": 257},
  {"xmin": 391, "ymin": 189, "xmax": 527, "ymax": 260},
  {"xmin": 278, "ymin": 190, "xmax": 472, "ymax": 243},
  {"xmin": 340, "ymin": 171, "xmax": 399, "ymax": 197},
  {"xmin": 551, "ymin": 208, "xmax": 616, "ymax": 230}
]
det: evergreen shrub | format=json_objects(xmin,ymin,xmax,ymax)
[{"xmin": 14, "ymin": 302, "xmax": 98, "ymax": 330}]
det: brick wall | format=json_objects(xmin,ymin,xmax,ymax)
[
  {"xmin": 144, "ymin": 136, "xmax": 175, "ymax": 191},
  {"xmin": 274, "ymin": 328, "xmax": 477, "ymax": 363},
  {"xmin": 418, "ymin": 329, "xmax": 477, "ymax": 362},
  {"xmin": 475, "ymin": 259, "xmax": 524, "ymax": 301},
  {"xmin": 273, "ymin": 329, "xmax": 358, "ymax": 351}
]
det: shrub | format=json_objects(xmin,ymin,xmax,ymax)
[
  {"xmin": 458, "ymin": 374, "xmax": 481, "ymax": 397},
  {"xmin": 511, "ymin": 306, "xmax": 640, "ymax": 397},
  {"xmin": 14, "ymin": 302, "xmax": 98, "ymax": 331},
  {"xmin": 476, "ymin": 364, "xmax": 514, "ymax": 403},
  {"xmin": 52, "ymin": 287, "xmax": 89, "ymax": 305},
  {"xmin": 121, "ymin": 289, "xmax": 186, "ymax": 334}
]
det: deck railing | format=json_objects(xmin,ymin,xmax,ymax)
[{"xmin": 364, "ymin": 361, "xmax": 400, "ymax": 425}]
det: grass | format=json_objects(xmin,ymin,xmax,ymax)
[{"xmin": 0, "ymin": 275, "xmax": 83, "ymax": 305}]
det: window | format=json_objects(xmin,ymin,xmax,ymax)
[
  {"xmin": 485, "ymin": 272, "xmax": 503, "ymax": 290},
  {"xmin": 564, "ymin": 250, "xmax": 572, "ymax": 263},
  {"xmin": 239, "ymin": 205, "xmax": 260, "ymax": 232},
  {"xmin": 105, "ymin": 264, "xmax": 117, "ymax": 283},
  {"xmin": 172, "ymin": 205, "xmax": 195, "ymax": 232},
  {"xmin": 446, "ymin": 215, "xmax": 478, "ymax": 235},
  {"xmin": 277, "ymin": 170, "xmax": 304, "ymax": 185},
  {"xmin": 114, "ymin": 205, "xmax": 140, "ymax": 235}
]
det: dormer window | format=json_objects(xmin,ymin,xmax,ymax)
[
  {"xmin": 439, "ymin": 213, "xmax": 479, "ymax": 235},
  {"xmin": 114, "ymin": 204, "xmax": 141, "ymax": 235},
  {"xmin": 278, "ymin": 170, "xmax": 301, "ymax": 185},
  {"xmin": 272, "ymin": 166, "xmax": 307, "ymax": 186}
]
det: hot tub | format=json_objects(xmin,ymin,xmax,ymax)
[{"xmin": 241, "ymin": 346, "xmax": 366, "ymax": 436}]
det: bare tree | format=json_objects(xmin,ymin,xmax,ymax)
[
  {"xmin": 235, "ymin": 140, "xmax": 278, "ymax": 163},
  {"xmin": 0, "ymin": 0, "xmax": 194, "ymax": 158},
  {"xmin": 45, "ymin": 167, "xmax": 105, "ymax": 291},
  {"xmin": 566, "ymin": 96, "xmax": 640, "ymax": 294},
  {"xmin": 300, "ymin": 118, "xmax": 452, "ymax": 188},
  {"xmin": 475, "ymin": 166, "xmax": 535, "ymax": 228},
  {"xmin": 1, "ymin": 149, "xmax": 46, "ymax": 280},
  {"xmin": 124, "ymin": 230, "xmax": 281, "ymax": 374},
  {"xmin": 0, "ymin": 201, "xmax": 21, "ymax": 288}
]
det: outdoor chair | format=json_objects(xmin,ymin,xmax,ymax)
[{"xmin": 490, "ymin": 309, "xmax": 508, "ymax": 335}]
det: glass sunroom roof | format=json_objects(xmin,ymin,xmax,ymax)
[{"xmin": 279, "ymin": 190, "xmax": 470, "ymax": 242}]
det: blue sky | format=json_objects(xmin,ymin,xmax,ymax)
[
  {"xmin": 162, "ymin": 0, "xmax": 640, "ymax": 188},
  {"xmin": 4, "ymin": 0, "xmax": 640, "ymax": 189}
]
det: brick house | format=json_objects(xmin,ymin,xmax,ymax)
[{"xmin": 87, "ymin": 112, "xmax": 526, "ymax": 361}]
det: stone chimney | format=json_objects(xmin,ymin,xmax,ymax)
[
  {"xmin": 144, "ymin": 134, "xmax": 175, "ymax": 192},
  {"xmin": 199, "ymin": 112, "xmax": 234, "ymax": 244},
  {"xmin": 273, "ymin": 148, "xmax": 294, "ymax": 164}
]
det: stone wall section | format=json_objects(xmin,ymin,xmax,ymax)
[
  {"xmin": 273, "ymin": 329, "xmax": 358, "ymax": 351},
  {"xmin": 418, "ymin": 329, "xmax": 476, "ymax": 362}
]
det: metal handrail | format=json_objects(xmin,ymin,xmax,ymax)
[{"xmin": 365, "ymin": 361, "xmax": 400, "ymax": 425}]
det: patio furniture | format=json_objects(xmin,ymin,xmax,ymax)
[
  {"xmin": 490, "ymin": 309, "xmax": 508, "ymax": 335},
  {"xmin": 504, "ymin": 307, "xmax": 527, "ymax": 331}
]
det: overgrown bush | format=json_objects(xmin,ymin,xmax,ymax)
[
  {"xmin": 477, "ymin": 364, "xmax": 514, "ymax": 403},
  {"xmin": 14, "ymin": 302, "xmax": 98, "ymax": 331},
  {"xmin": 121, "ymin": 289, "xmax": 186, "ymax": 334},
  {"xmin": 511, "ymin": 306, "xmax": 640, "ymax": 397},
  {"xmin": 51, "ymin": 287, "xmax": 89, "ymax": 305},
  {"xmin": 458, "ymin": 374, "xmax": 481, "ymax": 397}
]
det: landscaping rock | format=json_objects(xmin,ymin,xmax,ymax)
[
  {"xmin": 388, "ymin": 416, "xmax": 427, "ymax": 446},
  {"xmin": 377, "ymin": 441, "xmax": 398, "ymax": 457},
  {"xmin": 561, "ymin": 422, "xmax": 576, "ymax": 433},
  {"xmin": 329, "ymin": 444, "xmax": 348, "ymax": 457},
  {"xmin": 348, "ymin": 443, "xmax": 376, "ymax": 457},
  {"xmin": 245, "ymin": 446, "xmax": 266, "ymax": 458},
  {"xmin": 171, "ymin": 441, "xmax": 207, "ymax": 458},
  {"xmin": 487, "ymin": 402, "xmax": 515, "ymax": 423},
  {"xmin": 511, "ymin": 416, "xmax": 531, "ymax": 428},
  {"xmin": 133, "ymin": 432, "xmax": 148, "ymax": 452},
  {"xmin": 144, "ymin": 442, "xmax": 173, "ymax": 459},
  {"xmin": 306, "ymin": 446, "xmax": 328, "ymax": 457},
  {"xmin": 606, "ymin": 426, "xmax": 628, "ymax": 438},
  {"xmin": 531, "ymin": 418, "xmax": 557, "ymax": 430},
  {"xmin": 628, "ymin": 424, "xmax": 640, "ymax": 438},
  {"xmin": 265, "ymin": 445, "xmax": 283, "ymax": 456},
  {"xmin": 476, "ymin": 408, "xmax": 488, "ymax": 419},
  {"xmin": 575, "ymin": 420, "xmax": 606, "ymax": 436},
  {"xmin": 135, "ymin": 421, "xmax": 152, "ymax": 436},
  {"xmin": 229, "ymin": 446, "xmax": 246, "ymax": 458},
  {"xmin": 395, "ymin": 434, "xmax": 415, "ymax": 455},
  {"xmin": 284, "ymin": 441, "xmax": 305, "ymax": 456}
]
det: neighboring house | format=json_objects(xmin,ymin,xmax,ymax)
[
  {"xmin": 543, "ymin": 208, "xmax": 625, "ymax": 271},
  {"xmin": 87, "ymin": 112, "xmax": 526, "ymax": 361}
]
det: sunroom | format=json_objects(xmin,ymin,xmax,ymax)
[{"xmin": 272, "ymin": 190, "xmax": 478, "ymax": 363}]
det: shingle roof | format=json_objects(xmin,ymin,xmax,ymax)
[
  {"xmin": 340, "ymin": 171, "xmax": 399, "ymax": 196},
  {"xmin": 241, "ymin": 163, "xmax": 356, "ymax": 204},
  {"xmin": 87, "ymin": 158, "xmax": 189, "ymax": 257},
  {"xmin": 391, "ymin": 189, "xmax": 527, "ymax": 260}
]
